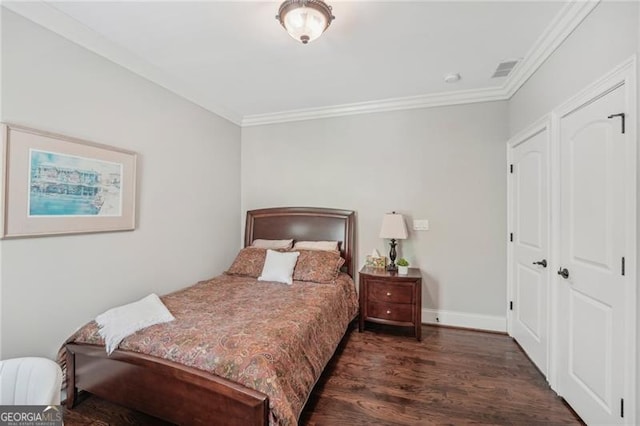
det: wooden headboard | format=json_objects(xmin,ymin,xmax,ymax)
[{"xmin": 245, "ymin": 207, "xmax": 356, "ymax": 278}]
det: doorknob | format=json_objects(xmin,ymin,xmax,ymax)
[
  {"xmin": 557, "ymin": 268, "xmax": 569, "ymax": 279},
  {"xmin": 532, "ymin": 259, "xmax": 547, "ymax": 268}
]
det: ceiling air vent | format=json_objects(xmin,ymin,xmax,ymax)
[{"xmin": 491, "ymin": 60, "xmax": 519, "ymax": 78}]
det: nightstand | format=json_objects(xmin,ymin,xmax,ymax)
[{"xmin": 358, "ymin": 266, "xmax": 422, "ymax": 341}]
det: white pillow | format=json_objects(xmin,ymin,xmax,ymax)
[
  {"xmin": 251, "ymin": 239, "xmax": 293, "ymax": 249},
  {"xmin": 258, "ymin": 249, "xmax": 300, "ymax": 285},
  {"xmin": 293, "ymin": 240, "xmax": 339, "ymax": 251}
]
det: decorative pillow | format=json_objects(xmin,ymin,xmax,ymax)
[
  {"xmin": 251, "ymin": 239, "xmax": 293, "ymax": 249},
  {"xmin": 292, "ymin": 240, "xmax": 339, "ymax": 251},
  {"xmin": 258, "ymin": 249, "xmax": 300, "ymax": 285},
  {"xmin": 292, "ymin": 249, "xmax": 345, "ymax": 283},
  {"xmin": 226, "ymin": 247, "xmax": 268, "ymax": 277}
]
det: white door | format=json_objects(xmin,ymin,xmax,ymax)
[
  {"xmin": 510, "ymin": 127, "xmax": 549, "ymax": 375},
  {"xmin": 557, "ymin": 84, "xmax": 628, "ymax": 424}
]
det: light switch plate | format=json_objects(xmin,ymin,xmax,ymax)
[{"xmin": 413, "ymin": 219, "xmax": 429, "ymax": 231}]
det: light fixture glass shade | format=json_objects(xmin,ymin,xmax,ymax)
[
  {"xmin": 379, "ymin": 213, "xmax": 408, "ymax": 240},
  {"xmin": 277, "ymin": 0, "xmax": 334, "ymax": 44}
]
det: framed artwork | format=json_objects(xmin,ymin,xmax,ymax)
[
  {"xmin": 0, "ymin": 124, "xmax": 137, "ymax": 238},
  {"xmin": 365, "ymin": 255, "xmax": 387, "ymax": 269}
]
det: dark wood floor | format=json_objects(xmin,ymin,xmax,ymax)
[{"xmin": 63, "ymin": 324, "xmax": 582, "ymax": 425}]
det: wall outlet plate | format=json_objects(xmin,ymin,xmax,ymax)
[{"xmin": 413, "ymin": 219, "xmax": 429, "ymax": 231}]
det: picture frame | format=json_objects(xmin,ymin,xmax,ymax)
[
  {"xmin": 365, "ymin": 255, "xmax": 387, "ymax": 269},
  {"xmin": 0, "ymin": 124, "xmax": 137, "ymax": 238}
]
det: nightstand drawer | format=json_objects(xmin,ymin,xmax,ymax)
[
  {"xmin": 367, "ymin": 301, "xmax": 413, "ymax": 322},
  {"xmin": 368, "ymin": 280, "xmax": 413, "ymax": 304}
]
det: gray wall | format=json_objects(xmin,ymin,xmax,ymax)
[
  {"xmin": 508, "ymin": 1, "xmax": 639, "ymax": 421},
  {"xmin": 242, "ymin": 102, "xmax": 509, "ymax": 325},
  {"xmin": 0, "ymin": 10, "xmax": 241, "ymax": 359}
]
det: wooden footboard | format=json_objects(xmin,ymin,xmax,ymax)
[{"xmin": 66, "ymin": 343, "xmax": 269, "ymax": 425}]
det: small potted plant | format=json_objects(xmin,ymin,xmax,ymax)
[{"xmin": 397, "ymin": 258, "xmax": 409, "ymax": 275}]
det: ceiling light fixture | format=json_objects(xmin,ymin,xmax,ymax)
[{"xmin": 276, "ymin": 0, "xmax": 335, "ymax": 44}]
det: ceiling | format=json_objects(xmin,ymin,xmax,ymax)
[{"xmin": 4, "ymin": 1, "xmax": 599, "ymax": 126}]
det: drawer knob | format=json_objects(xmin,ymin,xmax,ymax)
[
  {"xmin": 386, "ymin": 292, "xmax": 391, "ymax": 296},
  {"xmin": 386, "ymin": 310, "xmax": 391, "ymax": 314}
]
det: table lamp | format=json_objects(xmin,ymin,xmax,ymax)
[{"xmin": 379, "ymin": 212, "xmax": 408, "ymax": 271}]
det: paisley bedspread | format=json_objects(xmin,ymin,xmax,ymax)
[{"xmin": 67, "ymin": 273, "xmax": 359, "ymax": 425}]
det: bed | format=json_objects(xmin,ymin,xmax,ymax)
[{"xmin": 64, "ymin": 207, "xmax": 357, "ymax": 425}]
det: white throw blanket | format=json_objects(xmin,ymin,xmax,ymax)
[{"xmin": 95, "ymin": 293, "xmax": 175, "ymax": 355}]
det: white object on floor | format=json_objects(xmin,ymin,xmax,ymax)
[
  {"xmin": 96, "ymin": 293, "xmax": 175, "ymax": 355},
  {"xmin": 0, "ymin": 357, "xmax": 63, "ymax": 405}
]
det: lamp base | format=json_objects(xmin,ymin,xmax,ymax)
[{"xmin": 387, "ymin": 238, "xmax": 398, "ymax": 272}]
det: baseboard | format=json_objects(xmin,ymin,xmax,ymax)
[{"xmin": 422, "ymin": 308, "xmax": 507, "ymax": 333}]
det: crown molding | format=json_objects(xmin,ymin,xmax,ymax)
[
  {"xmin": 3, "ymin": 0, "xmax": 599, "ymax": 127},
  {"xmin": 241, "ymin": 86, "xmax": 507, "ymax": 127},
  {"xmin": 1, "ymin": 1, "xmax": 244, "ymax": 125}
]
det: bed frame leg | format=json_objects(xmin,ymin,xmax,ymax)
[{"xmin": 65, "ymin": 347, "xmax": 78, "ymax": 408}]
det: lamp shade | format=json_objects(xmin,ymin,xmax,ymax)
[{"xmin": 379, "ymin": 213, "xmax": 408, "ymax": 240}]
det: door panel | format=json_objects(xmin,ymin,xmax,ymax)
[
  {"xmin": 570, "ymin": 123, "xmax": 613, "ymax": 269},
  {"xmin": 518, "ymin": 151, "xmax": 543, "ymax": 248},
  {"xmin": 569, "ymin": 288, "xmax": 612, "ymax": 409},
  {"xmin": 510, "ymin": 127, "xmax": 548, "ymax": 375},
  {"xmin": 557, "ymin": 85, "xmax": 626, "ymax": 424},
  {"xmin": 516, "ymin": 264, "xmax": 541, "ymax": 338}
]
